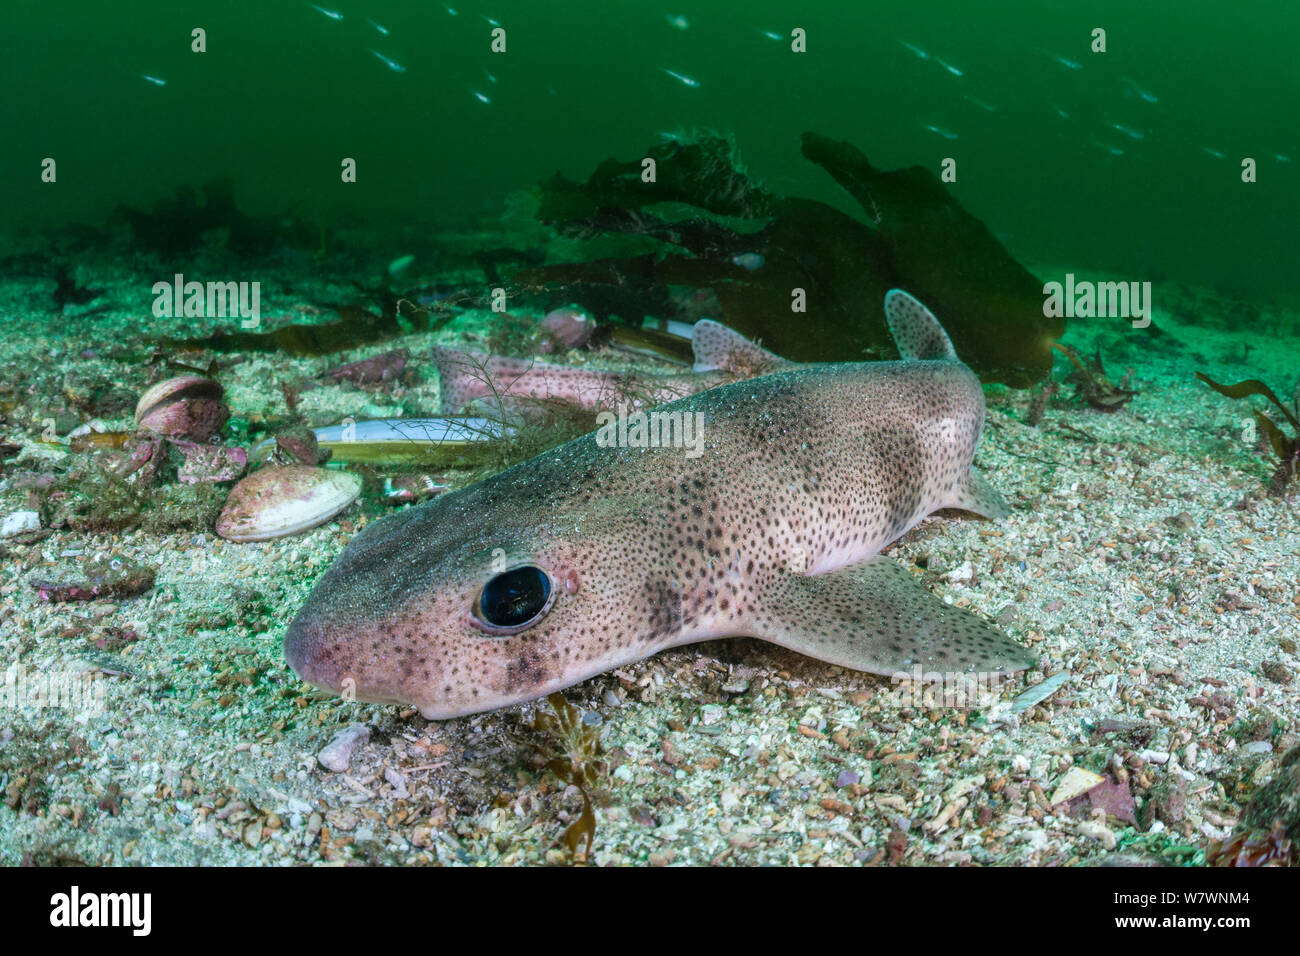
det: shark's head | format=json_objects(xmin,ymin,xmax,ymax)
[{"xmin": 283, "ymin": 448, "xmax": 654, "ymax": 719}]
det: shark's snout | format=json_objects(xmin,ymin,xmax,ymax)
[
  {"xmin": 284, "ymin": 608, "xmax": 415, "ymax": 708},
  {"xmin": 283, "ymin": 608, "xmax": 348, "ymax": 696}
]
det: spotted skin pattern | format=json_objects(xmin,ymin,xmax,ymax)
[
  {"xmin": 432, "ymin": 320, "xmax": 789, "ymax": 414},
  {"xmin": 285, "ymin": 291, "xmax": 1035, "ymax": 719}
]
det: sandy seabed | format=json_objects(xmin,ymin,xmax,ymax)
[{"xmin": 1, "ymin": 259, "xmax": 1297, "ymax": 867}]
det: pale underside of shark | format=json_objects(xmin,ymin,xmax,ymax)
[{"xmin": 285, "ymin": 290, "xmax": 1036, "ymax": 719}]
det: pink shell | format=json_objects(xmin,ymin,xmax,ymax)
[
  {"xmin": 135, "ymin": 376, "xmax": 229, "ymax": 441},
  {"xmin": 216, "ymin": 466, "xmax": 361, "ymax": 542}
]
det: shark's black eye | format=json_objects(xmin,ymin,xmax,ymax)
[{"xmin": 473, "ymin": 565, "xmax": 554, "ymax": 634}]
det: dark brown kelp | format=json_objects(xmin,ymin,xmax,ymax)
[
  {"xmin": 798, "ymin": 133, "xmax": 1063, "ymax": 386},
  {"xmin": 520, "ymin": 132, "xmax": 1061, "ymax": 386},
  {"xmin": 1197, "ymin": 371, "xmax": 1300, "ymax": 495}
]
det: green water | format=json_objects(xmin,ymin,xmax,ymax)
[{"xmin": 2, "ymin": 0, "xmax": 1296, "ymax": 300}]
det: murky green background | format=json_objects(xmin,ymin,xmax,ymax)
[{"xmin": 2, "ymin": 0, "xmax": 1296, "ymax": 301}]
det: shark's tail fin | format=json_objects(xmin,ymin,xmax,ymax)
[{"xmin": 884, "ymin": 290, "xmax": 960, "ymax": 362}]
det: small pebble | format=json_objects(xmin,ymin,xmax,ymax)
[
  {"xmin": 385, "ymin": 766, "xmax": 409, "ymax": 799},
  {"xmin": 0, "ymin": 510, "xmax": 40, "ymax": 537},
  {"xmin": 946, "ymin": 560, "xmax": 974, "ymax": 584},
  {"xmin": 318, "ymin": 723, "xmax": 371, "ymax": 772},
  {"xmin": 1077, "ymin": 819, "xmax": 1117, "ymax": 849}
]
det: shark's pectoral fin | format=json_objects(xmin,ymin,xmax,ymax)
[
  {"xmin": 945, "ymin": 466, "xmax": 1011, "ymax": 519},
  {"xmin": 750, "ymin": 557, "xmax": 1034, "ymax": 678}
]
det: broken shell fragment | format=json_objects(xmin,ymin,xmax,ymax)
[
  {"xmin": 383, "ymin": 472, "xmax": 450, "ymax": 503},
  {"xmin": 216, "ymin": 465, "xmax": 362, "ymax": 542},
  {"xmin": 1049, "ymin": 767, "xmax": 1106, "ymax": 806},
  {"xmin": 30, "ymin": 553, "xmax": 156, "ymax": 602},
  {"xmin": 135, "ymin": 376, "xmax": 229, "ymax": 441}
]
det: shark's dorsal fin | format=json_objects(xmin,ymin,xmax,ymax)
[{"xmin": 884, "ymin": 289, "xmax": 959, "ymax": 362}]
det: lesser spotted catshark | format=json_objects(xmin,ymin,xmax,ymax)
[{"xmin": 285, "ymin": 291, "xmax": 1035, "ymax": 718}]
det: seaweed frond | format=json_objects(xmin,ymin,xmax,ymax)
[
  {"xmin": 1197, "ymin": 371, "xmax": 1300, "ymax": 495},
  {"xmin": 531, "ymin": 692, "xmax": 606, "ymax": 861},
  {"xmin": 1207, "ymin": 821, "xmax": 1293, "ymax": 867},
  {"xmin": 1053, "ymin": 343, "xmax": 1136, "ymax": 412}
]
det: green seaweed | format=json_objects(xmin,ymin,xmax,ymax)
[{"xmin": 1196, "ymin": 371, "xmax": 1300, "ymax": 495}]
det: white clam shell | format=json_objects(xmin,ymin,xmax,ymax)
[{"xmin": 216, "ymin": 466, "xmax": 362, "ymax": 542}]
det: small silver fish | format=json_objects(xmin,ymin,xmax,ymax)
[
  {"xmin": 1046, "ymin": 51, "xmax": 1081, "ymax": 70},
  {"xmin": 1050, "ymin": 104, "xmax": 1070, "ymax": 120},
  {"xmin": 308, "ymin": 3, "xmax": 342, "ymax": 21},
  {"xmin": 1122, "ymin": 77, "xmax": 1158, "ymax": 103},
  {"xmin": 731, "ymin": 252, "xmax": 765, "ymax": 271},
  {"xmin": 1110, "ymin": 122, "xmax": 1144, "ymax": 140},
  {"xmin": 471, "ymin": 89, "xmax": 491, "ymax": 104},
  {"xmin": 964, "ymin": 95, "xmax": 997, "ymax": 112},
  {"xmin": 368, "ymin": 49, "xmax": 406, "ymax": 73},
  {"xmin": 140, "ymin": 74, "xmax": 167, "ymax": 87},
  {"xmin": 663, "ymin": 67, "xmax": 699, "ymax": 88},
  {"xmin": 1091, "ymin": 141, "xmax": 1124, "ymax": 156},
  {"xmin": 665, "ymin": 14, "xmax": 689, "ymax": 30},
  {"xmin": 366, "ymin": 18, "xmax": 389, "ymax": 35},
  {"xmin": 900, "ymin": 40, "xmax": 929, "ymax": 60},
  {"xmin": 922, "ymin": 123, "xmax": 959, "ymax": 140},
  {"xmin": 935, "ymin": 57, "xmax": 963, "ymax": 77}
]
